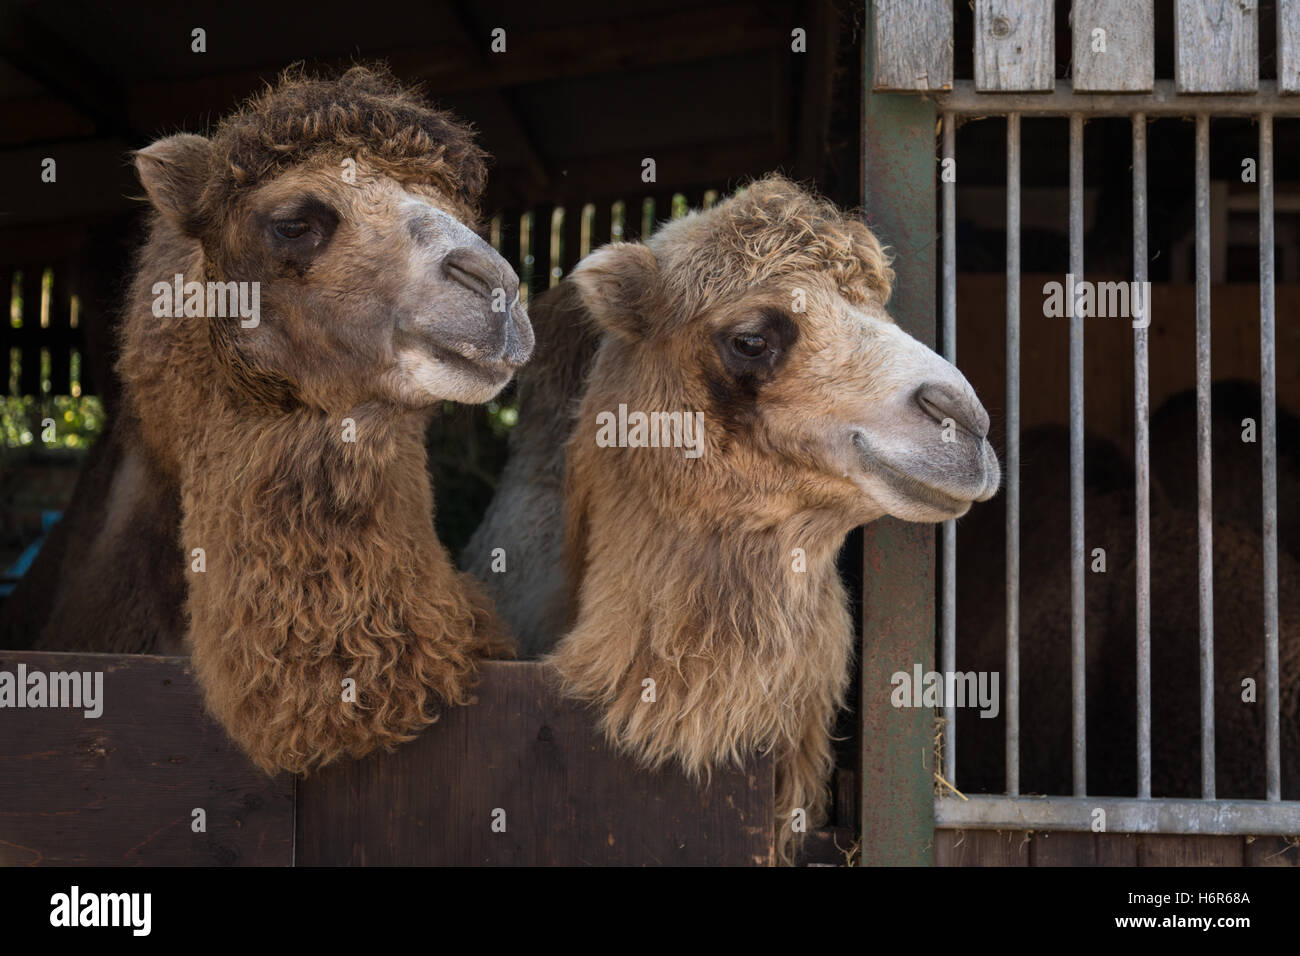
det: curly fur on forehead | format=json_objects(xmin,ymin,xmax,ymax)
[
  {"xmin": 200, "ymin": 63, "xmax": 488, "ymax": 221},
  {"xmin": 649, "ymin": 174, "xmax": 895, "ymax": 320}
]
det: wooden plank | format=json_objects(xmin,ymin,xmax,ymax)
[
  {"xmin": 18, "ymin": 266, "xmax": 41, "ymax": 397},
  {"xmin": 0, "ymin": 267, "xmax": 13, "ymax": 395},
  {"xmin": 48, "ymin": 263, "xmax": 71, "ymax": 396},
  {"xmin": 934, "ymin": 829, "xmax": 1030, "ymax": 865},
  {"xmin": 1029, "ymin": 830, "xmax": 1139, "ymax": 865},
  {"xmin": 0, "ymin": 651, "xmax": 294, "ymax": 866},
  {"xmin": 1245, "ymin": 836, "xmax": 1300, "ymax": 865},
  {"xmin": 861, "ymin": 8, "xmax": 938, "ymax": 864},
  {"xmin": 618, "ymin": 197, "xmax": 640, "ymax": 243},
  {"xmin": 528, "ymin": 204, "xmax": 554, "ymax": 299},
  {"xmin": 588, "ymin": 198, "xmax": 612, "ymax": 251},
  {"xmin": 652, "ymin": 191, "xmax": 677, "ymax": 236},
  {"xmin": 496, "ymin": 207, "xmax": 523, "ymax": 277},
  {"xmin": 974, "ymin": 0, "xmax": 1055, "ymax": 92},
  {"xmin": 1281, "ymin": 0, "xmax": 1300, "ymax": 94},
  {"xmin": 560, "ymin": 201, "xmax": 583, "ymax": 278},
  {"xmin": 1175, "ymin": 0, "xmax": 1259, "ymax": 93},
  {"xmin": 1138, "ymin": 834, "xmax": 1246, "ymax": 865},
  {"xmin": 872, "ymin": 0, "xmax": 953, "ymax": 92},
  {"xmin": 295, "ymin": 661, "xmax": 775, "ymax": 866},
  {"xmin": 1072, "ymin": 0, "xmax": 1155, "ymax": 92}
]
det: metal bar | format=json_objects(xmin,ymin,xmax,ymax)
[
  {"xmin": 1068, "ymin": 113, "xmax": 1086, "ymax": 798},
  {"xmin": 936, "ymin": 795, "xmax": 1300, "ymax": 835},
  {"xmin": 934, "ymin": 80, "xmax": 1300, "ymax": 116},
  {"xmin": 941, "ymin": 111, "xmax": 957, "ymax": 787},
  {"xmin": 1005, "ymin": 113, "xmax": 1021, "ymax": 798},
  {"xmin": 1132, "ymin": 113, "xmax": 1153, "ymax": 800},
  {"xmin": 1260, "ymin": 113, "xmax": 1281, "ymax": 803},
  {"xmin": 1195, "ymin": 113, "xmax": 1215, "ymax": 801}
]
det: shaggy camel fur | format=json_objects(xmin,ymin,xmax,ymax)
[
  {"xmin": 483, "ymin": 177, "xmax": 1000, "ymax": 863},
  {"xmin": 956, "ymin": 423, "xmax": 1299, "ymax": 800},
  {"xmin": 76, "ymin": 66, "xmax": 532, "ymax": 773}
]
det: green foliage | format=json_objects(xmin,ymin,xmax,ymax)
[{"xmin": 0, "ymin": 394, "xmax": 105, "ymax": 455}]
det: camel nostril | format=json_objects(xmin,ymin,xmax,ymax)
[
  {"xmin": 914, "ymin": 383, "xmax": 989, "ymax": 440},
  {"xmin": 442, "ymin": 248, "xmax": 517, "ymax": 305}
]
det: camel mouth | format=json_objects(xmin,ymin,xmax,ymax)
[
  {"xmin": 850, "ymin": 431, "xmax": 998, "ymax": 519},
  {"xmin": 419, "ymin": 337, "xmax": 522, "ymax": 384}
]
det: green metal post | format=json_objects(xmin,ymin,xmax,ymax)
[{"xmin": 859, "ymin": 0, "xmax": 938, "ymax": 867}]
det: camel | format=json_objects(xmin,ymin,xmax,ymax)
[
  {"xmin": 22, "ymin": 65, "xmax": 533, "ymax": 774},
  {"xmin": 462, "ymin": 281, "xmax": 597, "ymax": 656},
  {"xmin": 470, "ymin": 176, "xmax": 1000, "ymax": 863}
]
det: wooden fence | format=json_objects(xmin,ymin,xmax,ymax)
[
  {"xmin": 2, "ymin": 261, "xmax": 89, "ymax": 399},
  {"xmin": 0, "ymin": 651, "xmax": 775, "ymax": 866}
]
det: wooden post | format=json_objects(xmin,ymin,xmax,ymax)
[{"xmin": 860, "ymin": 0, "xmax": 937, "ymax": 867}]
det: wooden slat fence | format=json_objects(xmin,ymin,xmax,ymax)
[{"xmin": 0, "ymin": 652, "xmax": 774, "ymax": 866}]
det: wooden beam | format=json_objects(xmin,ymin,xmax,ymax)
[
  {"xmin": 0, "ymin": 4, "xmax": 792, "ymax": 145},
  {"xmin": 406, "ymin": 2, "xmax": 788, "ymax": 93},
  {"xmin": 0, "ymin": 8, "xmax": 135, "ymax": 138},
  {"xmin": 444, "ymin": 0, "xmax": 552, "ymax": 194},
  {"xmin": 795, "ymin": 0, "xmax": 841, "ymax": 180},
  {"xmin": 483, "ymin": 135, "xmax": 781, "ymax": 208}
]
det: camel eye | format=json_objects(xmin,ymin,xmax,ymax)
[
  {"xmin": 274, "ymin": 220, "xmax": 309, "ymax": 240},
  {"xmin": 732, "ymin": 333, "xmax": 768, "ymax": 359}
]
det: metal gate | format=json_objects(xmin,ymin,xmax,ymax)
[{"xmin": 861, "ymin": 0, "xmax": 1300, "ymax": 862}]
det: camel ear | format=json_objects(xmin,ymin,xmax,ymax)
[
  {"xmin": 569, "ymin": 242, "xmax": 659, "ymax": 341},
  {"xmin": 133, "ymin": 134, "xmax": 212, "ymax": 235}
]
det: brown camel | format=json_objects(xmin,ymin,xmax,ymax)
[
  {"xmin": 472, "ymin": 177, "xmax": 1000, "ymax": 863},
  {"xmin": 23, "ymin": 66, "xmax": 533, "ymax": 774}
]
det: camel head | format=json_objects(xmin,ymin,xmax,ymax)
[
  {"xmin": 132, "ymin": 66, "xmax": 532, "ymax": 412},
  {"xmin": 570, "ymin": 175, "xmax": 999, "ymax": 530}
]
